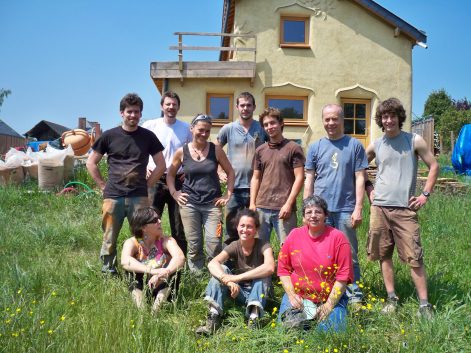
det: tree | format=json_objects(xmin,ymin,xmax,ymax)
[
  {"xmin": 423, "ymin": 89, "xmax": 453, "ymax": 125},
  {"xmin": 453, "ymin": 97, "xmax": 471, "ymax": 111},
  {"xmin": 0, "ymin": 88, "xmax": 11, "ymax": 110},
  {"xmin": 438, "ymin": 109, "xmax": 471, "ymax": 151}
]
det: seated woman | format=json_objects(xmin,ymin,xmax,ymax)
[
  {"xmin": 196, "ymin": 209, "xmax": 275, "ymax": 335},
  {"xmin": 278, "ymin": 195, "xmax": 353, "ymax": 331},
  {"xmin": 167, "ymin": 114, "xmax": 234, "ymax": 273},
  {"xmin": 121, "ymin": 207, "xmax": 185, "ymax": 313}
]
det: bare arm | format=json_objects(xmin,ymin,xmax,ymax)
[
  {"xmin": 215, "ymin": 144, "xmax": 234, "ymax": 206},
  {"xmin": 221, "ymin": 247, "xmax": 275, "ymax": 284},
  {"xmin": 162, "ymin": 237, "xmax": 186, "ymax": 275},
  {"xmin": 121, "ymin": 238, "xmax": 160, "ymax": 275},
  {"xmin": 214, "ymin": 138, "xmax": 228, "ymax": 182},
  {"xmin": 351, "ymin": 169, "xmax": 366, "ymax": 229},
  {"xmin": 249, "ymin": 169, "xmax": 261, "ymax": 210},
  {"xmin": 409, "ymin": 135, "xmax": 440, "ymax": 211},
  {"xmin": 207, "ymin": 250, "xmax": 240, "ymax": 299},
  {"xmin": 365, "ymin": 143, "xmax": 376, "ymax": 203},
  {"xmin": 86, "ymin": 150, "xmax": 106, "ymax": 192},
  {"xmin": 166, "ymin": 148, "xmax": 188, "ymax": 206},
  {"xmin": 147, "ymin": 152, "xmax": 166, "ymax": 188},
  {"xmin": 315, "ymin": 280, "xmax": 347, "ymax": 322},
  {"xmin": 279, "ymin": 166, "xmax": 304, "ymax": 220},
  {"xmin": 279, "ymin": 275, "xmax": 303, "ymax": 309},
  {"xmin": 303, "ymin": 169, "xmax": 315, "ymax": 200}
]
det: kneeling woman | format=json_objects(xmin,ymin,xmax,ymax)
[
  {"xmin": 121, "ymin": 207, "xmax": 185, "ymax": 313},
  {"xmin": 196, "ymin": 209, "xmax": 275, "ymax": 335},
  {"xmin": 278, "ymin": 196, "xmax": 353, "ymax": 331}
]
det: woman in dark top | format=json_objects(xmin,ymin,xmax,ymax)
[
  {"xmin": 167, "ymin": 114, "xmax": 234, "ymax": 273},
  {"xmin": 195, "ymin": 208, "xmax": 275, "ymax": 335}
]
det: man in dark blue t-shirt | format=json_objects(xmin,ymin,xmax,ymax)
[{"xmin": 87, "ymin": 93, "xmax": 165, "ymax": 274}]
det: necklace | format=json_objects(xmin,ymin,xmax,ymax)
[{"xmin": 192, "ymin": 143, "xmax": 207, "ymax": 160}]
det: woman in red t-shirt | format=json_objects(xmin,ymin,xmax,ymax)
[{"xmin": 277, "ymin": 195, "xmax": 353, "ymax": 331}]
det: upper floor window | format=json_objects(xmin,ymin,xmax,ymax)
[
  {"xmin": 266, "ymin": 95, "xmax": 308, "ymax": 126},
  {"xmin": 280, "ymin": 16, "xmax": 310, "ymax": 48},
  {"xmin": 206, "ymin": 93, "xmax": 233, "ymax": 126}
]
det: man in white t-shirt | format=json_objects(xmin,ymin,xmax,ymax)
[{"xmin": 142, "ymin": 91, "xmax": 192, "ymax": 254}]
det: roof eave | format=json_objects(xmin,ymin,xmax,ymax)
[{"xmin": 351, "ymin": 0, "xmax": 427, "ymax": 44}]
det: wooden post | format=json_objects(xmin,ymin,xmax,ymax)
[{"xmin": 451, "ymin": 131, "xmax": 455, "ymax": 152}]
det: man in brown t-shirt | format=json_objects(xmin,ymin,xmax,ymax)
[{"xmin": 250, "ymin": 108, "xmax": 305, "ymax": 243}]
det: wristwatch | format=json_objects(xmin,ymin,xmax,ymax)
[{"xmin": 422, "ymin": 191, "xmax": 431, "ymax": 198}]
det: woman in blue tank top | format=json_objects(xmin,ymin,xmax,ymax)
[{"xmin": 167, "ymin": 114, "xmax": 235, "ymax": 273}]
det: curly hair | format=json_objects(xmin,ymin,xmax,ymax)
[
  {"xmin": 234, "ymin": 208, "xmax": 260, "ymax": 230},
  {"xmin": 259, "ymin": 107, "xmax": 283, "ymax": 130},
  {"xmin": 302, "ymin": 195, "xmax": 329, "ymax": 217},
  {"xmin": 374, "ymin": 98, "xmax": 407, "ymax": 131}
]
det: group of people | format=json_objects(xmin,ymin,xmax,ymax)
[{"xmin": 86, "ymin": 91, "xmax": 438, "ymax": 332}]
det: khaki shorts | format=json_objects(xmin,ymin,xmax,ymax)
[{"xmin": 367, "ymin": 206, "xmax": 423, "ymax": 267}]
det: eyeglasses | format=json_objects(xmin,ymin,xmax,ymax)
[{"xmin": 191, "ymin": 114, "xmax": 212, "ymax": 126}]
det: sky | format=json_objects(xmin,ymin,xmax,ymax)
[{"xmin": 1, "ymin": 0, "xmax": 470, "ymax": 135}]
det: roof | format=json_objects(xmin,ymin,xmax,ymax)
[
  {"xmin": 25, "ymin": 120, "xmax": 71, "ymax": 139},
  {"xmin": 219, "ymin": 0, "xmax": 427, "ymax": 60},
  {"xmin": 0, "ymin": 119, "xmax": 23, "ymax": 138}
]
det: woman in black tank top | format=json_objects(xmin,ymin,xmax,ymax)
[{"xmin": 167, "ymin": 114, "xmax": 235, "ymax": 273}]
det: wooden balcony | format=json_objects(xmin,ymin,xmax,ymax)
[{"xmin": 151, "ymin": 32, "xmax": 256, "ymax": 91}]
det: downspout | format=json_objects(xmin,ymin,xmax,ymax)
[{"xmin": 161, "ymin": 78, "xmax": 169, "ymax": 117}]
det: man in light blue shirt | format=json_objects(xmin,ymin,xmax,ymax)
[
  {"xmin": 216, "ymin": 92, "xmax": 266, "ymax": 244},
  {"xmin": 304, "ymin": 104, "xmax": 368, "ymax": 305}
]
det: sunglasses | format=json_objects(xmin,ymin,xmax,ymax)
[
  {"xmin": 191, "ymin": 114, "xmax": 212, "ymax": 126},
  {"xmin": 146, "ymin": 216, "xmax": 160, "ymax": 225}
]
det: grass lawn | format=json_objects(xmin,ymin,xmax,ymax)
[{"xmin": 1, "ymin": 165, "xmax": 470, "ymax": 353}]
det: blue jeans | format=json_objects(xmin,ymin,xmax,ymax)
[
  {"xmin": 180, "ymin": 203, "xmax": 223, "ymax": 272},
  {"xmin": 204, "ymin": 265, "xmax": 270, "ymax": 316},
  {"xmin": 257, "ymin": 207, "xmax": 297, "ymax": 243},
  {"xmin": 101, "ymin": 196, "xmax": 149, "ymax": 272},
  {"xmin": 326, "ymin": 212, "xmax": 363, "ymax": 303},
  {"xmin": 278, "ymin": 293, "xmax": 348, "ymax": 332},
  {"xmin": 224, "ymin": 189, "xmax": 250, "ymax": 244}
]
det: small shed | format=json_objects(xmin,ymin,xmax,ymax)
[
  {"xmin": 0, "ymin": 119, "xmax": 25, "ymax": 156},
  {"xmin": 25, "ymin": 120, "xmax": 71, "ymax": 141}
]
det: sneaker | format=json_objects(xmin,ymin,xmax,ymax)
[
  {"xmin": 195, "ymin": 313, "xmax": 221, "ymax": 335},
  {"xmin": 417, "ymin": 304, "xmax": 433, "ymax": 320},
  {"xmin": 247, "ymin": 317, "xmax": 260, "ymax": 329},
  {"xmin": 381, "ymin": 296, "xmax": 399, "ymax": 314}
]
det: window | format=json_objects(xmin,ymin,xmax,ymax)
[
  {"xmin": 280, "ymin": 16, "xmax": 310, "ymax": 48},
  {"xmin": 342, "ymin": 99, "xmax": 371, "ymax": 148},
  {"xmin": 206, "ymin": 94, "xmax": 233, "ymax": 126},
  {"xmin": 266, "ymin": 95, "xmax": 308, "ymax": 126}
]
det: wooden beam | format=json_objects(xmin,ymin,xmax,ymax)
[{"xmin": 169, "ymin": 45, "xmax": 255, "ymax": 52}]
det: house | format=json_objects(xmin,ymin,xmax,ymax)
[
  {"xmin": 25, "ymin": 120, "xmax": 71, "ymax": 141},
  {"xmin": 0, "ymin": 119, "xmax": 25, "ymax": 155},
  {"xmin": 150, "ymin": 0, "xmax": 427, "ymax": 148}
]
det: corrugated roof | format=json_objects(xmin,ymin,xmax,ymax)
[{"xmin": 0, "ymin": 119, "xmax": 23, "ymax": 138}]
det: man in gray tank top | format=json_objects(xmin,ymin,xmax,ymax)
[{"xmin": 365, "ymin": 98, "xmax": 439, "ymax": 319}]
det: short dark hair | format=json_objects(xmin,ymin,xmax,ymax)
[
  {"xmin": 120, "ymin": 93, "xmax": 143, "ymax": 113},
  {"xmin": 375, "ymin": 98, "xmax": 407, "ymax": 131},
  {"xmin": 259, "ymin": 107, "xmax": 283, "ymax": 129},
  {"xmin": 236, "ymin": 92, "xmax": 255, "ymax": 106},
  {"xmin": 234, "ymin": 208, "xmax": 260, "ymax": 230},
  {"xmin": 302, "ymin": 195, "xmax": 328, "ymax": 217},
  {"xmin": 160, "ymin": 91, "xmax": 181, "ymax": 107},
  {"xmin": 129, "ymin": 207, "xmax": 159, "ymax": 239}
]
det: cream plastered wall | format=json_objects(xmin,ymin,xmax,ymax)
[{"xmin": 164, "ymin": 0, "xmax": 417, "ymax": 148}]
